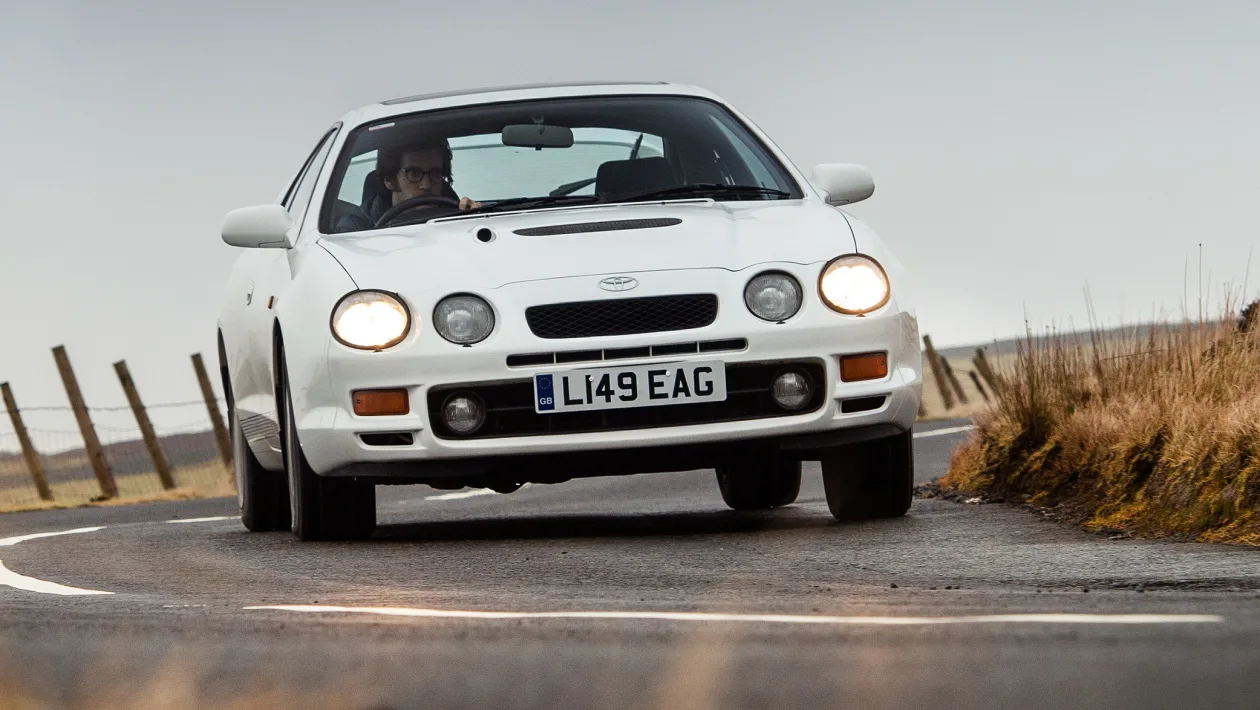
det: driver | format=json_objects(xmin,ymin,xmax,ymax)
[
  {"xmin": 336, "ymin": 138, "xmax": 480, "ymax": 232},
  {"xmin": 381, "ymin": 139, "xmax": 480, "ymax": 210}
]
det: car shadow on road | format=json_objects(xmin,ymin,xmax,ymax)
[{"xmin": 369, "ymin": 503, "xmax": 887, "ymax": 544}]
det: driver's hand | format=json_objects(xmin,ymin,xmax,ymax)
[{"xmin": 459, "ymin": 197, "xmax": 481, "ymax": 210}]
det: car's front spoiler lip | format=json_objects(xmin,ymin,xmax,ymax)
[{"xmin": 319, "ymin": 421, "xmax": 908, "ymax": 481}]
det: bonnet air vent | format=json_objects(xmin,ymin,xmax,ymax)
[{"xmin": 513, "ymin": 218, "xmax": 682, "ymax": 237}]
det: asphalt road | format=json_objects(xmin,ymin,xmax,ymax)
[{"xmin": 2, "ymin": 419, "xmax": 1260, "ymax": 709}]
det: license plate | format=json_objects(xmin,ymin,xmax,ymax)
[{"xmin": 534, "ymin": 360, "xmax": 727, "ymax": 414}]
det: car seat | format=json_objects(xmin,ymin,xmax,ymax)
[{"xmin": 594, "ymin": 157, "xmax": 679, "ymax": 198}]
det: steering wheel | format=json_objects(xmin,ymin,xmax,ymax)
[{"xmin": 374, "ymin": 195, "xmax": 462, "ymax": 228}]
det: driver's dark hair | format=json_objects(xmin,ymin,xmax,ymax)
[{"xmin": 377, "ymin": 138, "xmax": 454, "ymax": 188}]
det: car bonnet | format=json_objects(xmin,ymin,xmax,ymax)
[{"xmin": 317, "ymin": 201, "xmax": 858, "ymax": 292}]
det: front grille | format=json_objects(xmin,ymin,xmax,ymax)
[
  {"xmin": 525, "ymin": 294, "xmax": 718, "ymax": 339},
  {"xmin": 506, "ymin": 338, "xmax": 748, "ymax": 368},
  {"xmin": 427, "ymin": 359, "xmax": 825, "ymax": 440}
]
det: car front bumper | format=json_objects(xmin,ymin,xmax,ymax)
[{"xmin": 291, "ymin": 268, "xmax": 923, "ymax": 480}]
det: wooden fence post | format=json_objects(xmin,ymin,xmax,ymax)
[
  {"xmin": 191, "ymin": 353, "xmax": 232, "ymax": 469},
  {"xmin": 940, "ymin": 357, "xmax": 969, "ymax": 405},
  {"xmin": 968, "ymin": 371, "xmax": 990, "ymax": 402},
  {"xmin": 1, "ymin": 383, "xmax": 54, "ymax": 502},
  {"xmin": 113, "ymin": 360, "xmax": 176, "ymax": 490},
  {"xmin": 922, "ymin": 335, "xmax": 954, "ymax": 410},
  {"xmin": 51, "ymin": 345, "xmax": 118, "ymax": 499},
  {"xmin": 973, "ymin": 348, "xmax": 1002, "ymax": 395}
]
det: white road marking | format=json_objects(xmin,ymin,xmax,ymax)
[
  {"xmin": 0, "ymin": 561, "xmax": 113, "ymax": 596},
  {"xmin": 914, "ymin": 425, "xmax": 976, "ymax": 439},
  {"xmin": 0, "ymin": 527, "xmax": 112, "ymax": 596},
  {"xmin": 244, "ymin": 606, "xmax": 1223, "ymax": 626},
  {"xmin": 0, "ymin": 527, "xmax": 106, "ymax": 547},
  {"xmin": 164, "ymin": 516, "xmax": 235, "ymax": 524},
  {"xmin": 425, "ymin": 489, "xmax": 499, "ymax": 501},
  {"xmin": 424, "ymin": 484, "xmax": 531, "ymax": 502}
]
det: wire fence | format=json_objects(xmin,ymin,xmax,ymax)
[
  {"xmin": 0, "ymin": 348, "xmax": 237, "ymax": 512},
  {"xmin": 0, "ymin": 400, "xmax": 234, "ymax": 510}
]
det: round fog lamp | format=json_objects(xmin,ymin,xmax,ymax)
[
  {"xmin": 771, "ymin": 370, "xmax": 813, "ymax": 411},
  {"xmin": 442, "ymin": 394, "xmax": 485, "ymax": 435}
]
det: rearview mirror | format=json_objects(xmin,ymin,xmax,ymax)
[
  {"xmin": 810, "ymin": 163, "xmax": 875, "ymax": 205},
  {"xmin": 502, "ymin": 123, "xmax": 574, "ymax": 149},
  {"xmin": 221, "ymin": 204, "xmax": 292, "ymax": 249}
]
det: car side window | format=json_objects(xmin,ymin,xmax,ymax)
[{"xmin": 284, "ymin": 128, "xmax": 339, "ymax": 226}]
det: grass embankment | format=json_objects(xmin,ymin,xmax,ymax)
[{"xmin": 940, "ymin": 301, "xmax": 1260, "ymax": 546}]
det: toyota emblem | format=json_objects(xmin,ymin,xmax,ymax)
[{"xmin": 599, "ymin": 276, "xmax": 639, "ymax": 292}]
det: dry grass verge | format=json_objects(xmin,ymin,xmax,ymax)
[
  {"xmin": 0, "ymin": 462, "xmax": 235, "ymax": 514},
  {"xmin": 940, "ymin": 300, "xmax": 1260, "ymax": 546}
]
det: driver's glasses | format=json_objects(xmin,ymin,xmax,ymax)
[{"xmin": 400, "ymin": 166, "xmax": 445, "ymax": 184}]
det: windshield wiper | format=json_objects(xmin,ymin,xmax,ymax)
[
  {"xmin": 603, "ymin": 183, "xmax": 791, "ymax": 203},
  {"xmin": 549, "ymin": 177, "xmax": 596, "ymax": 197},
  {"xmin": 459, "ymin": 194, "xmax": 602, "ymax": 216}
]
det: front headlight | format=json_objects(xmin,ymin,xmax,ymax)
[
  {"xmin": 818, "ymin": 255, "xmax": 890, "ymax": 315},
  {"xmin": 433, "ymin": 294, "xmax": 495, "ymax": 344},
  {"xmin": 744, "ymin": 272, "xmax": 803, "ymax": 321},
  {"xmin": 331, "ymin": 290, "xmax": 411, "ymax": 350}
]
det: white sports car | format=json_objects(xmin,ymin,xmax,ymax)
[{"xmin": 217, "ymin": 81, "xmax": 923, "ymax": 541}]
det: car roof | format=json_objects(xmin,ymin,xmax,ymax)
[{"xmin": 341, "ymin": 81, "xmax": 726, "ymax": 128}]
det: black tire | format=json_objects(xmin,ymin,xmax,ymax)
[
  {"xmin": 233, "ymin": 404, "xmax": 291, "ymax": 532},
  {"xmin": 277, "ymin": 343, "xmax": 376, "ymax": 541},
  {"xmin": 715, "ymin": 457, "xmax": 802, "ymax": 510},
  {"xmin": 820, "ymin": 429, "xmax": 914, "ymax": 522}
]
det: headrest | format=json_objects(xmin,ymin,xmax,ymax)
[
  {"xmin": 362, "ymin": 169, "xmax": 390, "ymax": 207},
  {"xmin": 595, "ymin": 157, "xmax": 678, "ymax": 198}
]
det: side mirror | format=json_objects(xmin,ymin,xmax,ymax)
[
  {"xmin": 810, "ymin": 163, "xmax": 875, "ymax": 205},
  {"xmin": 221, "ymin": 205, "xmax": 293, "ymax": 248}
]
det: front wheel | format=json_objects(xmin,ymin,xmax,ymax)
[
  {"xmin": 715, "ymin": 457, "xmax": 802, "ymax": 510},
  {"xmin": 278, "ymin": 345, "xmax": 376, "ymax": 541},
  {"xmin": 820, "ymin": 430, "xmax": 914, "ymax": 522}
]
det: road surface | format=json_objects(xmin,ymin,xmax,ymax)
[{"xmin": 1, "ymin": 419, "xmax": 1259, "ymax": 709}]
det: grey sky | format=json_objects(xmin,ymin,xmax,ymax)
[{"xmin": 2, "ymin": 0, "xmax": 1257, "ymax": 437}]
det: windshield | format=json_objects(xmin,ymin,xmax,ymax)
[{"xmin": 319, "ymin": 95, "xmax": 803, "ymax": 233}]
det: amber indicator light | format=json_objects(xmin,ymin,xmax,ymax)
[
  {"xmin": 353, "ymin": 389, "xmax": 410, "ymax": 416},
  {"xmin": 840, "ymin": 352, "xmax": 889, "ymax": 382}
]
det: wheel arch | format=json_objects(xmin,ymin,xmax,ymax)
[
  {"xmin": 271, "ymin": 319, "xmax": 286, "ymax": 402},
  {"xmin": 217, "ymin": 329, "xmax": 234, "ymax": 428}
]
